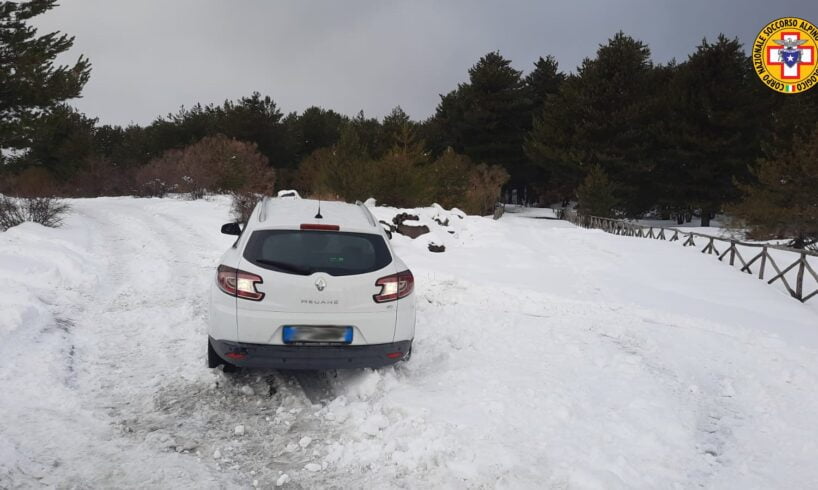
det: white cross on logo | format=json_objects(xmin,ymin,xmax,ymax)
[{"xmin": 767, "ymin": 32, "xmax": 815, "ymax": 79}]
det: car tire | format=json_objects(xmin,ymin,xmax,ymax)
[
  {"xmin": 207, "ymin": 338, "xmax": 237, "ymax": 372},
  {"xmin": 207, "ymin": 339, "xmax": 221, "ymax": 368}
]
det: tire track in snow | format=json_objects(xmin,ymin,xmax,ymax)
[
  {"xmin": 57, "ymin": 200, "xmax": 245, "ymax": 487},
  {"xmin": 72, "ymin": 199, "xmax": 344, "ymax": 488}
]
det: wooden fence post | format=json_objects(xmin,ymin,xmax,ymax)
[
  {"xmin": 759, "ymin": 246, "xmax": 767, "ymax": 280},
  {"xmin": 796, "ymin": 252, "xmax": 806, "ymax": 301},
  {"xmin": 729, "ymin": 241, "xmax": 736, "ymax": 266}
]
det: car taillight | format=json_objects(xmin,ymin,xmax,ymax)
[
  {"xmin": 373, "ymin": 270, "xmax": 414, "ymax": 303},
  {"xmin": 217, "ymin": 265, "xmax": 265, "ymax": 301}
]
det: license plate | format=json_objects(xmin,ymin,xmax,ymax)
[{"xmin": 282, "ymin": 326, "xmax": 353, "ymax": 344}]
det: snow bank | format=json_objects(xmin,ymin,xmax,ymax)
[{"xmin": 0, "ymin": 221, "xmax": 98, "ymax": 336}]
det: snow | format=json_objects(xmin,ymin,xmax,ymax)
[{"xmin": 1, "ymin": 196, "xmax": 818, "ymax": 488}]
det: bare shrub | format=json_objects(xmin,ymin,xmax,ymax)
[
  {"xmin": 139, "ymin": 134, "xmax": 275, "ymax": 199},
  {"xmin": 65, "ymin": 156, "xmax": 137, "ymax": 197},
  {"xmin": 23, "ymin": 197, "xmax": 70, "ymax": 227},
  {"xmin": 305, "ymin": 191, "xmax": 343, "ymax": 201},
  {"xmin": 463, "ymin": 164, "xmax": 510, "ymax": 215},
  {"xmin": 0, "ymin": 196, "xmax": 69, "ymax": 231},
  {"xmin": 0, "ymin": 196, "xmax": 24, "ymax": 230},
  {"xmin": 135, "ymin": 150, "xmax": 183, "ymax": 198},
  {"xmin": 230, "ymin": 192, "xmax": 260, "ymax": 223},
  {"xmin": 10, "ymin": 167, "xmax": 59, "ymax": 198}
]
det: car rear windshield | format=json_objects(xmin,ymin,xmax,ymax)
[{"xmin": 243, "ymin": 230, "xmax": 392, "ymax": 276}]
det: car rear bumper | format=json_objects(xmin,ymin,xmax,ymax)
[{"xmin": 210, "ymin": 337, "xmax": 412, "ymax": 370}]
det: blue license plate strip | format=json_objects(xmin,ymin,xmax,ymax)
[{"xmin": 282, "ymin": 326, "xmax": 353, "ymax": 344}]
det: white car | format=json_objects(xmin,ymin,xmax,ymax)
[{"xmin": 208, "ymin": 198, "xmax": 415, "ymax": 370}]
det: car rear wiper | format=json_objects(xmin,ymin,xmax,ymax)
[{"xmin": 255, "ymin": 259, "xmax": 312, "ymax": 275}]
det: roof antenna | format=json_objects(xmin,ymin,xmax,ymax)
[{"xmin": 315, "ymin": 199, "xmax": 323, "ymax": 219}]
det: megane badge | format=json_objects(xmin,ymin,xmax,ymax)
[{"xmin": 315, "ymin": 278, "xmax": 327, "ymax": 291}]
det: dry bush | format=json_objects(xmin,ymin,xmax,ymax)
[
  {"xmin": 24, "ymin": 197, "xmax": 70, "ymax": 227},
  {"xmin": 293, "ymin": 148, "xmax": 327, "ymax": 195},
  {"xmin": 463, "ymin": 164, "xmax": 510, "ymax": 215},
  {"xmin": 0, "ymin": 196, "xmax": 69, "ymax": 231},
  {"xmin": 135, "ymin": 159, "xmax": 180, "ymax": 198},
  {"xmin": 10, "ymin": 167, "xmax": 59, "ymax": 198},
  {"xmin": 275, "ymin": 167, "xmax": 299, "ymax": 193},
  {"xmin": 305, "ymin": 191, "xmax": 343, "ymax": 201},
  {"xmin": 138, "ymin": 134, "xmax": 275, "ymax": 199},
  {"xmin": 230, "ymin": 192, "xmax": 260, "ymax": 223},
  {"xmin": 66, "ymin": 156, "xmax": 137, "ymax": 197},
  {"xmin": 0, "ymin": 196, "xmax": 24, "ymax": 230}
]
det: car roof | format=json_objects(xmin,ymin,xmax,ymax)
[{"xmin": 252, "ymin": 198, "xmax": 379, "ymax": 233}]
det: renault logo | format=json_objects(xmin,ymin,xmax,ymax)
[{"xmin": 315, "ymin": 278, "xmax": 327, "ymax": 291}]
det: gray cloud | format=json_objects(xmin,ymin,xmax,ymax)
[{"xmin": 35, "ymin": 0, "xmax": 818, "ymax": 125}]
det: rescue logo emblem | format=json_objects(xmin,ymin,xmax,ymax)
[{"xmin": 753, "ymin": 17, "xmax": 817, "ymax": 94}]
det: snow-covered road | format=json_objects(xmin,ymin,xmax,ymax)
[{"xmin": 2, "ymin": 197, "xmax": 818, "ymax": 489}]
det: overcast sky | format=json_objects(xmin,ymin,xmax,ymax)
[{"xmin": 35, "ymin": 0, "xmax": 818, "ymax": 126}]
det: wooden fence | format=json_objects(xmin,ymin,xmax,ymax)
[{"xmin": 557, "ymin": 210, "xmax": 818, "ymax": 303}]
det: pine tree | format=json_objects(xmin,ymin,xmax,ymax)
[
  {"xmin": 664, "ymin": 35, "xmax": 765, "ymax": 226},
  {"xmin": 0, "ymin": 0, "xmax": 91, "ymax": 161},
  {"xmin": 731, "ymin": 124, "xmax": 818, "ymax": 249},
  {"xmin": 573, "ymin": 32, "xmax": 660, "ymax": 215},
  {"xmin": 380, "ymin": 106, "xmax": 414, "ymax": 152},
  {"xmin": 219, "ymin": 93, "xmax": 288, "ymax": 166},
  {"xmin": 19, "ymin": 104, "xmax": 97, "ymax": 179},
  {"xmin": 576, "ymin": 165, "xmax": 619, "ymax": 218},
  {"xmin": 524, "ymin": 73, "xmax": 583, "ymax": 205},
  {"xmin": 284, "ymin": 106, "xmax": 346, "ymax": 165},
  {"xmin": 348, "ymin": 110, "xmax": 383, "ymax": 158},
  {"xmin": 432, "ymin": 52, "xmax": 532, "ymax": 190},
  {"xmin": 526, "ymin": 33, "xmax": 662, "ymax": 215},
  {"xmin": 524, "ymin": 55, "xmax": 565, "ymax": 111},
  {"xmin": 373, "ymin": 123, "xmax": 429, "ymax": 207}
]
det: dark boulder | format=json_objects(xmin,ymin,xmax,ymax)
[
  {"xmin": 392, "ymin": 213, "xmax": 430, "ymax": 239},
  {"xmin": 428, "ymin": 242, "xmax": 445, "ymax": 253}
]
